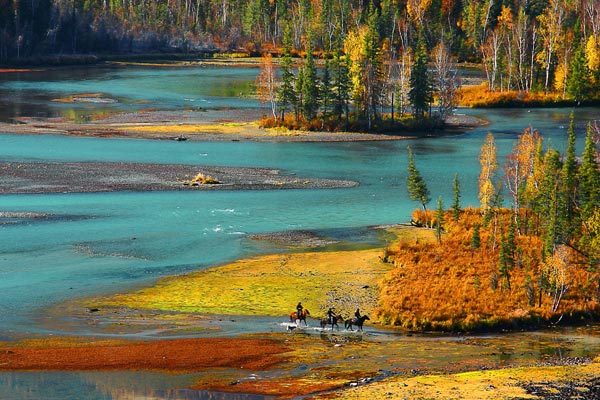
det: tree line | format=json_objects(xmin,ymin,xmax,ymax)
[{"xmin": 2, "ymin": 0, "xmax": 600, "ymax": 102}]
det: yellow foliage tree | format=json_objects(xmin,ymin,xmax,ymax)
[
  {"xmin": 344, "ymin": 27, "xmax": 368, "ymax": 105},
  {"xmin": 479, "ymin": 133, "xmax": 497, "ymax": 213},
  {"xmin": 586, "ymin": 34, "xmax": 600, "ymax": 78}
]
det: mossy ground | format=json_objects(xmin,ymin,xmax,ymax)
[
  {"xmin": 318, "ymin": 362, "xmax": 600, "ymax": 400},
  {"xmin": 100, "ymin": 248, "xmax": 389, "ymax": 319}
]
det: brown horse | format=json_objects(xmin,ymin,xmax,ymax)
[
  {"xmin": 320, "ymin": 314, "xmax": 344, "ymax": 331},
  {"xmin": 345, "ymin": 315, "xmax": 370, "ymax": 331},
  {"xmin": 290, "ymin": 309, "xmax": 310, "ymax": 325}
]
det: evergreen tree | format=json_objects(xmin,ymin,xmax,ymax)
[
  {"xmin": 277, "ymin": 22, "xmax": 297, "ymax": 121},
  {"xmin": 301, "ymin": 34, "xmax": 319, "ymax": 121},
  {"xmin": 558, "ymin": 114, "xmax": 578, "ymax": 242},
  {"xmin": 435, "ymin": 196, "xmax": 445, "ymax": 243},
  {"xmin": 471, "ymin": 224, "xmax": 481, "ymax": 249},
  {"xmin": 452, "ymin": 173, "xmax": 461, "ymax": 221},
  {"xmin": 331, "ymin": 43, "xmax": 351, "ymax": 124},
  {"xmin": 320, "ymin": 58, "xmax": 334, "ymax": 117},
  {"xmin": 406, "ymin": 146, "xmax": 431, "ymax": 210},
  {"xmin": 540, "ymin": 149, "xmax": 562, "ymax": 259},
  {"xmin": 506, "ymin": 218, "xmax": 516, "ymax": 268},
  {"xmin": 363, "ymin": 5, "xmax": 384, "ymax": 129},
  {"xmin": 498, "ymin": 234, "xmax": 511, "ymax": 290},
  {"xmin": 409, "ymin": 33, "xmax": 433, "ymax": 119},
  {"xmin": 579, "ymin": 123, "xmax": 600, "ymax": 222},
  {"xmin": 567, "ymin": 42, "xmax": 591, "ymax": 103},
  {"xmin": 295, "ymin": 67, "xmax": 305, "ymax": 122}
]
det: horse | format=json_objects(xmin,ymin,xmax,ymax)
[
  {"xmin": 345, "ymin": 315, "xmax": 370, "ymax": 331},
  {"xmin": 320, "ymin": 314, "xmax": 344, "ymax": 331},
  {"xmin": 290, "ymin": 309, "xmax": 310, "ymax": 325}
]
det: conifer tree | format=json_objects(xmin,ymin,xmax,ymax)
[
  {"xmin": 471, "ymin": 224, "xmax": 481, "ymax": 249},
  {"xmin": 498, "ymin": 234, "xmax": 511, "ymax": 290},
  {"xmin": 567, "ymin": 42, "xmax": 591, "ymax": 103},
  {"xmin": 435, "ymin": 196, "xmax": 445, "ymax": 243},
  {"xmin": 409, "ymin": 33, "xmax": 432, "ymax": 119},
  {"xmin": 295, "ymin": 67, "xmax": 305, "ymax": 122},
  {"xmin": 301, "ymin": 34, "xmax": 319, "ymax": 121},
  {"xmin": 452, "ymin": 173, "xmax": 461, "ymax": 221},
  {"xmin": 540, "ymin": 149, "xmax": 562, "ymax": 259},
  {"xmin": 277, "ymin": 22, "xmax": 297, "ymax": 121},
  {"xmin": 331, "ymin": 43, "xmax": 351, "ymax": 124},
  {"xmin": 559, "ymin": 114, "xmax": 578, "ymax": 242},
  {"xmin": 363, "ymin": 5, "xmax": 384, "ymax": 129},
  {"xmin": 320, "ymin": 58, "xmax": 334, "ymax": 117},
  {"xmin": 406, "ymin": 146, "xmax": 431, "ymax": 210},
  {"xmin": 579, "ymin": 123, "xmax": 600, "ymax": 222}
]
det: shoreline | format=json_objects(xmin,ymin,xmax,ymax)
[{"xmin": 0, "ymin": 161, "xmax": 358, "ymax": 194}]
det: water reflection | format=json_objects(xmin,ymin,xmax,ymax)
[{"xmin": 0, "ymin": 372, "xmax": 271, "ymax": 400}]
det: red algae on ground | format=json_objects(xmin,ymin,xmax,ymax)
[{"xmin": 0, "ymin": 337, "xmax": 290, "ymax": 372}]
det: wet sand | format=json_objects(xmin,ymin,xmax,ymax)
[{"xmin": 0, "ymin": 161, "xmax": 357, "ymax": 194}]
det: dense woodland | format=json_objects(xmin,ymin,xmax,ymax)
[
  {"xmin": 377, "ymin": 118, "xmax": 600, "ymax": 331},
  {"xmin": 2, "ymin": 1, "xmax": 600, "ymax": 98}
]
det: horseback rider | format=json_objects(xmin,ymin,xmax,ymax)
[
  {"xmin": 327, "ymin": 307, "xmax": 336, "ymax": 324},
  {"xmin": 296, "ymin": 302, "xmax": 303, "ymax": 320},
  {"xmin": 353, "ymin": 308, "xmax": 361, "ymax": 324}
]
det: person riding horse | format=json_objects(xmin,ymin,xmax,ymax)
[
  {"xmin": 296, "ymin": 302, "xmax": 303, "ymax": 322},
  {"xmin": 327, "ymin": 307, "xmax": 336, "ymax": 324},
  {"xmin": 353, "ymin": 308, "xmax": 361, "ymax": 324}
]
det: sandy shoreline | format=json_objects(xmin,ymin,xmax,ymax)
[
  {"xmin": 0, "ymin": 161, "xmax": 358, "ymax": 194},
  {"xmin": 0, "ymin": 111, "xmax": 487, "ymax": 143}
]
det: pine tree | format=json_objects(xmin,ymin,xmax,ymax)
[
  {"xmin": 452, "ymin": 173, "xmax": 461, "ymax": 221},
  {"xmin": 363, "ymin": 5, "xmax": 384, "ymax": 129},
  {"xmin": 295, "ymin": 67, "xmax": 305, "ymax": 122},
  {"xmin": 277, "ymin": 22, "xmax": 297, "ymax": 121},
  {"xmin": 579, "ymin": 123, "xmax": 600, "ymax": 222},
  {"xmin": 498, "ymin": 234, "xmax": 511, "ymax": 290},
  {"xmin": 435, "ymin": 196, "xmax": 444, "ymax": 243},
  {"xmin": 540, "ymin": 149, "xmax": 562, "ymax": 259},
  {"xmin": 301, "ymin": 34, "xmax": 319, "ymax": 121},
  {"xmin": 558, "ymin": 114, "xmax": 578, "ymax": 243},
  {"xmin": 331, "ymin": 43, "xmax": 351, "ymax": 124},
  {"xmin": 506, "ymin": 218, "xmax": 516, "ymax": 268},
  {"xmin": 567, "ymin": 41, "xmax": 591, "ymax": 103},
  {"xmin": 409, "ymin": 33, "xmax": 432, "ymax": 119},
  {"xmin": 406, "ymin": 146, "xmax": 431, "ymax": 210},
  {"xmin": 471, "ymin": 224, "xmax": 481, "ymax": 249},
  {"xmin": 320, "ymin": 58, "xmax": 334, "ymax": 117}
]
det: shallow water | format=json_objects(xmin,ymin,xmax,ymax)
[{"xmin": 0, "ymin": 66, "xmax": 599, "ymax": 399}]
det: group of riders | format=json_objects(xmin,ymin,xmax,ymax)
[{"xmin": 296, "ymin": 302, "xmax": 363, "ymax": 325}]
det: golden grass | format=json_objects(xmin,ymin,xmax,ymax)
[
  {"xmin": 458, "ymin": 83, "xmax": 568, "ymax": 108},
  {"xmin": 320, "ymin": 362, "xmax": 600, "ymax": 400},
  {"xmin": 99, "ymin": 248, "xmax": 390, "ymax": 318},
  {"xmin": 124, "ymin": 122, "xmax": 259, "ymax": 135}
]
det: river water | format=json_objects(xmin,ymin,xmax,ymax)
[{"xmin": 0, "ymin": 65, "xmax": 598, "ymax": 399}]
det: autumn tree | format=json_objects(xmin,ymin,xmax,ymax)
[
  {"xmin": 479, "ymin": 133, "xmax": 497, "ymax": 214},
  {"xmin": 406, "ymin": 146, "xmax": 431, "ymax": 210},
  {"xmin": 256, "ymin": 54, "xmax": 277, "ymax": 118},
  {"xmin": 432, "ymin": 39, "xmax": 459, "ymax": 119}
]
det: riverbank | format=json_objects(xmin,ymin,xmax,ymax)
[{"xmin": 0, "ymin": 161, "xmax": 357, "ymax": 194}]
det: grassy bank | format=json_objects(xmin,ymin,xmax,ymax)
[{"xmin": 93, "ymin": 226, "xmax": 432, "ymax": 320}]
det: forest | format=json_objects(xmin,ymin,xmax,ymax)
[
  {"xmin": 1, "ymin": 1, "xmax": 600, "ymax": 102},
  {"xmin": 377, "ymin": 118, "xmax": 600, "ymax": 331}
]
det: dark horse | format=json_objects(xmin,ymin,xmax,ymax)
[
  {"xmin": 290, "ymin": 309, "xmax": 310, "ymax": 325},
  {"xmin": 320, "ymin": 314, "xmax": 344, "ymax": 331},
  {"xmin": 345, "ymin": 315, "xmax": 370, "ymax": 331}
]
